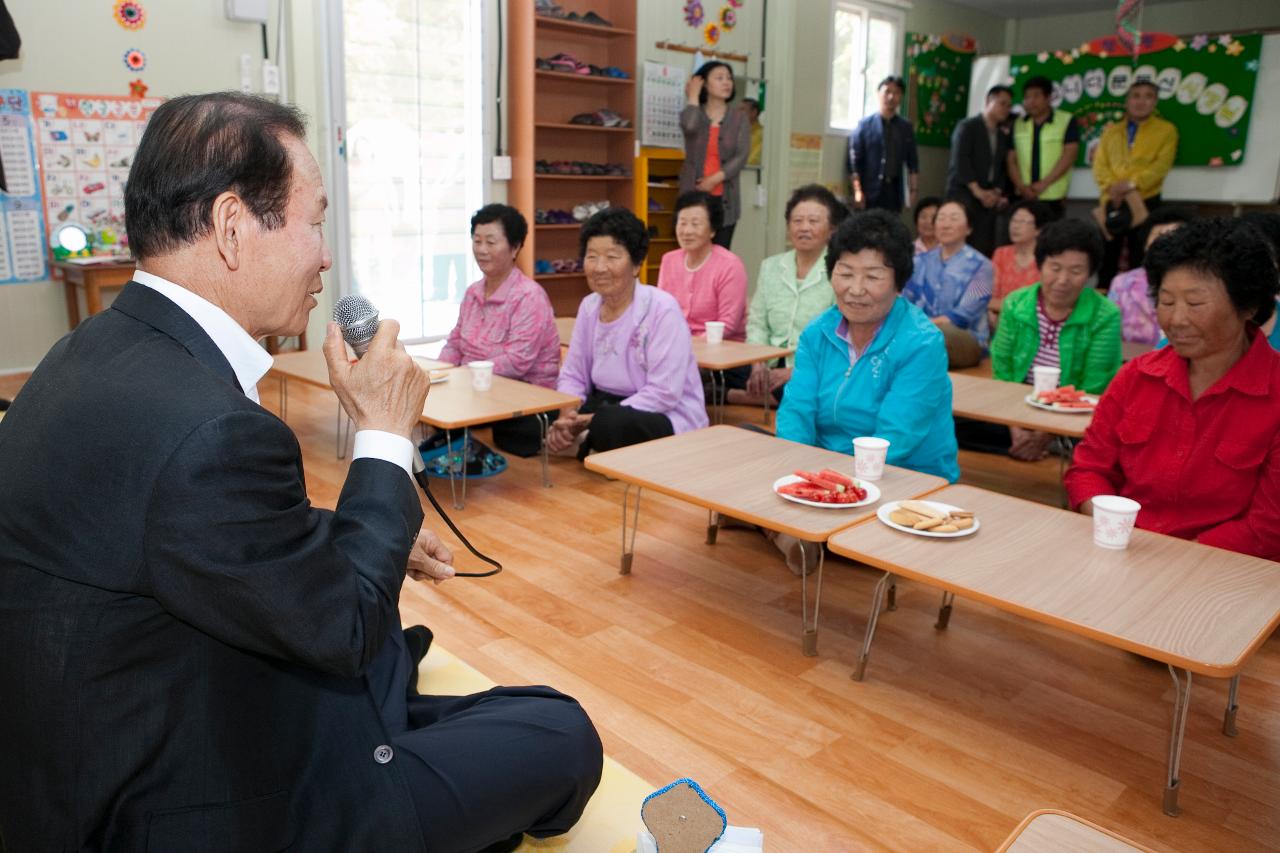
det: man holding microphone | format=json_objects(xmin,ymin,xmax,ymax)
[{"xmin": 0, "ymin": 92, "xmax": 600, "ymax": 852}]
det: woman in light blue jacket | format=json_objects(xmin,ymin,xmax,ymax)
[{"xmin": 777, "ymin": 210, "xmax": 959, "ymax": 482}]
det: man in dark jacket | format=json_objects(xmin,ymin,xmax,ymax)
[
  {"xmin": 848, "ymin": 75, "xmax": 919, "ymax": 212},
  {"xmin": 0, "ymin": 92, "xmax": 600, "ymax": 853},
  {"xmin": 946, "ymin": 84, "xmax": 1014, "ymax": 257}
]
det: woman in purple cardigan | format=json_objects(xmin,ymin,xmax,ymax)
[{"xmin": 547, "ymin": 208, "xmax": 708, "ymax": 458}]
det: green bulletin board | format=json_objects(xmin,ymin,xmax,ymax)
[
  {"xmin": 904, "ymin": 32, "xmax": 976, "ymax": 148},
  {"xmin": 1009, "ymin": 32, "xmax": 1261, "ymax": 167}
]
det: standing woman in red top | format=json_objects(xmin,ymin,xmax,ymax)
[
  {"xmin": 680, "ymin": 61, "xmax": 751, "ymax": 250},
  {"xmin": 1064, "ymin": 217, "xmax": 1280, "ymax": 560}
]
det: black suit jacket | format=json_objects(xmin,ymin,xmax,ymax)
[
  {"xmin": 0, "ymin": 283, "xmax": 427, "ymax": 851},
  {"xmin": 945, "ymin": 114, "xmax": 1011, "ymax": 202}
]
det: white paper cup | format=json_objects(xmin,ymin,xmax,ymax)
[
  {"xmin": 1032, "ymin": 365, "xmax": 1061, "ymax": 395},
  {"xmin": 852, "ymin": 436, "xmax": 890, "ymax": 481},
  {"xmin": 468, "ymin": 360, "xmax": 494, "ymax": 391},
  {"xmin": 704, "ymin": 321, "xmax": 725, "ymax": 345},
  {"xmin": 1092, "ymin": 495, "xmax": 1141, "ymax": 550}
]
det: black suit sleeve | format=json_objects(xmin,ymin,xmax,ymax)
[
  {"xmin": 951, "ymin": 120, "xmax": 977, "ymax": 188},
  {"xmin": 143, "ymin": 410, "xmax": 424, "ymax": 677}
]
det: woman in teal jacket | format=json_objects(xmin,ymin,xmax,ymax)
[
  {"xmin": 990, "ymin": 218, "xmax": 1122, "ymax": 394},
  {"xmin": 776, "ymin": 211, "xmax": 959, "ymax": 483}
]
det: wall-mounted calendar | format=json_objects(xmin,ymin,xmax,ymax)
[{"xmin": 641, "ymin": 61, "xmax": 689, "ymax": 149}]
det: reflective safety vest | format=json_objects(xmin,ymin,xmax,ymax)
[{"xmin": 1013, "ymin": 109, "xmax": 1073, "ymax": 201}]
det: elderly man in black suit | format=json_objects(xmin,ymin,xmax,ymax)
[
  {"xmin": 945, "ymin": 84, "xmax": 1015, "ymax": 257},
  {"xmin": 0, "ymin": 92, "xmax": 600, "ymax": 853}
]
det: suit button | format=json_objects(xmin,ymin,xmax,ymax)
[{"xmin": 374, "ymin": 744, "xmax": 394, "ymax": 764}]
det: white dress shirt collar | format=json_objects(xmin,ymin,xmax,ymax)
[{"xmin": 131, "ymin": 269, "xmax": 275, "ymax": 403}]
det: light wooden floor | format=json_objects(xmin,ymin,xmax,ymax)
[{"xmin": 5, "ymin": 371, "xmax": 1278, "ymax": 851}]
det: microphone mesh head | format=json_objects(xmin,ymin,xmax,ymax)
[{"xmin": 333, "ymin": 294, "xmax": 379, "ymax": 356}]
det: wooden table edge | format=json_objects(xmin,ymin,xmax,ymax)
[
  {"xmin": 266, "ymin": 366, "xmax": 333, "ymax": 393},
  {"xmin": 950, "ymin": 405, "xmax": 1089, "ymax": 438},
  {"xmin": 995, "ymin": 808, "xmax": 1159, "ymax": 853},
  {"xmin": 421, "ymin": 393, "xmax": 581, "ymax": 431},
  {"xmin": 695, "ymin": 348, "xmax": 794, "ymax": 371},
  {"xmin": 823, "ymin": 541, "xmax": 1274, "ymax": 678},
  {"xmin": 583, "ymin": 459, "xmax": 948, "ymax": 543}
]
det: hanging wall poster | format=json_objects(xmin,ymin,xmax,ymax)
[
  {"xmin": 31, "ymin": 91, "xmax": 163, "ymax": 251},
  {"xmin": 905, "ymin": 32, "xmax": 976, "ymax": 148},
  {"xmin": 0, "ymin": 89, "xmax": 49, "ymax": 284},
  {"xmin": 1008, "ymin": 32, "xmax": 1262, "ymax": 167},
  {"xmin": 642, "ymin": 61, "xmax": 689, "ymax": 149}
]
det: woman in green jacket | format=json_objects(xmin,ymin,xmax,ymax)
[{"xmin": 984, "ymin": 218, "xmax": 1121, "ymax": 459}]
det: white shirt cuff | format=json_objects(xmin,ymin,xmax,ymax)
[{"xmin": 352, "ymin": 430, "xmax": 415, "ymax": 479}]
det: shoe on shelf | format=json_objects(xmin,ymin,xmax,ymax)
[{"xmin": 581, "ymin": 11, "xmax": 612, "ymax": 26}]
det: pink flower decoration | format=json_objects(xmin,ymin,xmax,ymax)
[
  {"xmin": 1190, "ymin": 34, "xmax": 1208, "ymax": 51},
  {"xmin": 683, "ymin": 1, "xmax": 704, "ymax": 27}
]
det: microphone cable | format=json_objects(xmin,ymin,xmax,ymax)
[{"xmin": 412, "ymin": 460, "xmax": 502, "ymax": 578}]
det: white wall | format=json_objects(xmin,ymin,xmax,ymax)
[{"xmin": 1011, "ymin": 0, "xmax": 1280, "ymax": 54}]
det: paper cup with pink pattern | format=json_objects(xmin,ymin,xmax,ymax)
[{"xmin": 1092, "ymin": 495, "xmax": 1141, "ymax": 550}]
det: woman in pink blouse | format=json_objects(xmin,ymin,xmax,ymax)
[
  {"xmin": 658, "ymin": 191, "xmax": 748, "ymax": 399},
  {"xmin": 439, "ymin": 204, "xmax": 561, "ymax": 456}
]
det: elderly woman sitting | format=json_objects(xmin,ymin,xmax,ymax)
[
  {"xmin": 986, "ymin": 218, "xmax": 1122, "ymax": 460},
  {"xmin": 770, "ymin": 210, "xmax": 959, "ymax": 571},
  {"xmin": 1064, "ymin": 217, "xmax": 1280, "ymax": 560},
  {"xmin": 438, "ymin": 203, "xmax": 561, "ymax": 457},
  {"xmin": 547, "ymin": 208, "xmax": 708, "ymax": 458},
  {"xmin": 732, "ymin": 184, "xmax": 849, "ymax": 404},
  {"xmin": 902, "ymin": 198, "xmax": 994, "ymax": 368}
]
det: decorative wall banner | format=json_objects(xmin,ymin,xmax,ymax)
[
  {"xmin": 0, "ymin": 90, "xmax": 49, "ymax": 284},
  {"xmin": 904, "ymin": 32, "xmax": 976, "ymax": 148},
  {"xmin": 1008, "ymin": 32, "xmax": 1261, "ymax": 167}
]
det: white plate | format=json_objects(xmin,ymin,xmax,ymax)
[
  {"xmin": 1024, "ymin": 392, "xmax": 1097, "ymax": 414},
  {"xmin": 428, "ymin": 370, "xmax": 450, "ymax": 385},
  {"xmin": 772, "ymin": 475, "xmax": 880, "ymax": 509},
  {"xmin": 877, "ymin": 500, "xmax": 980, "ymax": 538}
]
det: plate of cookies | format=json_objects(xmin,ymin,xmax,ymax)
[{"xmin": 877, "ymin": 499, "xmax": 979, "ymax": 538}]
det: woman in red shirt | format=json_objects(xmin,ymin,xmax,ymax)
[{"xmin": 1064, "ymin": 217, "xmax": 1280, "ymax": 560}]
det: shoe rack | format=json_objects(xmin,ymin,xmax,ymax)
[
  {"xmin": 509, "ymin": 1, "xmax": 637, "ymax": 316},
  {"xmin": 633, "ymin": 146, "xmax": 685, "ymax": 285}
]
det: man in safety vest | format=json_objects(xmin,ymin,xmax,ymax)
[{"xmin": 1006, "ymin": 76, "xmax": 1079, "ymax": 221}]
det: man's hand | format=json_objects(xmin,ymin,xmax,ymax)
[
  {"xmin": 746, "ymin": 363, "xmax": 768, "ymax": 397},
  {"xmin": 323, "ymin": 320, "xmax": 430, "ymax": 439},
  {"xmin": 406, "ymin": 528, "xmax": 455, "ymax": 585},
  {"xmin": 1008, "ymin": 426, "xmax": 1052, "ymax": 461},
  {"xmin": 1028, "ymin": 180, "xmax": 1048, "ymax": 197}
]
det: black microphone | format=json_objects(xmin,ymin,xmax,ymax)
[
  {"xmin": 332, "ymin": 294, "xmax": 380, "ymax": 357},
  {"xmin": 330, "ymin": 294, "xmax": 502, "ymax": 578}
]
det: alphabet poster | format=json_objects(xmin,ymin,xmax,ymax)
[
  {"xmin": 30, "ymin": 91, "xmax": 163, "ymax": 247},
  {"xmin": 0, "ymin": 89, "xmax": 48, "ymax": 284}
]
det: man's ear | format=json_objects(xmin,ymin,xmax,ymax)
[{"xmin": 211, "ymin": 191, "xmax": 245, "ymax": 271}]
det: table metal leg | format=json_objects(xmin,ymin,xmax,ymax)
[
  {"xmin": 278, "ymin": 376, "xmax": 288, "ymax": 422},
  {"xmin": 619, "ymin": 484, "xmax": 642, "ymax": 574},
  {"xmin": 1223, "ymin": 674, "xmax": 1240, "ymax": 737},
  {"xmin": 887, "ymin": 576, "xmax": 897, "ymax": 611},
  {"xmin": 336, "ymin": 403, "xmax": 352, "ymax": 460},
  {"xmin": 800, "ymin": 543, "xmax": 826, "ymax": 657},
  {"xmin": 706, "ymin": 509, "xmax": 720, "ymax": 545},
  {"xmin": 853, "ymin": 571, "xmax": 892, "ymax": 681},
  {"xmin": 1054, "ymin": 436, "xmax": 1076, "ymax": 507},
  {"xmin": 762, "ymin": 375, "xmax": 772, "ymax": 425},
  {"xmin": 443, "ymin": 428, "xmax": 469, "ymax": 510},
  {"xmin": 536, "ymin": 412, "xmax": 552, "ymax": 488},
  {"xmin": 1164, "ymin": 665, "xmax": 1193, "ymax": 817},
  {"xmin": 935, "ymin": 591, "xmax": 956, "ymax": 630},
  {"xmin": 711, "ymin": 370, "xmax": 726, "ymax": 425}
]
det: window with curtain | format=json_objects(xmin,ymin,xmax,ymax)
[
  {"xmin": 828, "ymin": 1, "xmax": 904, "ymax": 133},
  {"xmin": 338, "ymin": 0, "xmax": 484, "ymax": 339}
]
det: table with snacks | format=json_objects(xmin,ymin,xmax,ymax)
[
  {"xmin": 948, "ymin": 373, "xmax": 1096, "ymax": 438},
  {"xmin": 996, "ymin": 809, "xmax": 1154, "ymax": 852},
  {"xmin": 583, "ymin": 425, "xmax": 947, "ymax": 655},
  {"xmin": 268, "ymin": 348, "xmax": 579, "ymax": 507},
  {"xmin": 826, "ymin": 484, "xmax": 1280, "ymax": 817},
  {"xmin": 690, "ymin": 337, "xmax": 793, "ymax": 425}
]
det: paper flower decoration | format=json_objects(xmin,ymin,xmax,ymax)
[
  {"xmin": 1190, "ymin": 34, "xmax": 1208, "ymax": 51},
  {"xmin": 1218, "ymin": 34, "xmax": 1233, "ymax": 46},
  {"xmin": 683, "ymin": 1, "xmax": 703, "ymax": 27},
  {"xmin": 129, "ymin": 78, "xmax": 148, "ymax": 98},
  {"xmin": 123, "ymin": 48, "xmax": 146, "ymax": 71},
  {"xmin": 1226, "ymin": 40, "xmax": 1244, "ymax": 56},
  {"xmin": 1172, "ymin": 39, "xmax": 1186, "ymax": 52},
  {"xmin": 727, "ymin": 0, "xmax": 743, "ymax": 6},
  {"xmin": 720, "ymin": 7, "xmax": 736, "ymax": 29},
  {"xmin": 114, "ymin": 1, "xmax": 145, "ymax": 29},
  {"xmin": 703, "ymin": 22, "xmax": 721, "ymax": 46}
]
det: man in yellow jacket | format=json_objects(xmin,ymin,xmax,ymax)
[{"xmin": 1092, "ymin": 78, "xmax": 1178, "ymax": 289}]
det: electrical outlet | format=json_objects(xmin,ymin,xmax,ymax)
[
  {"xmin": 262, "ymin": 61, "xmax": 280, "ymax": 95},
  {"xmin": 239, "ymin": 54, "xmax": 254, "ymax": 93},
  {"xmin": 754, "ymin": 185, "xmax": 767, "ymax": 208},
  {"xmin": 492, "ymin": 155, "xmax": 512, "ymax": 181}
]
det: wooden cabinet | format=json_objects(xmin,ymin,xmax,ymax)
[
  {"xmin": 633, "ymin": 146, "xmax": 685, "ymax": 285},
  {"xmin": 509, "ymin": 2, "xmax": 637, "ymax": 316}
]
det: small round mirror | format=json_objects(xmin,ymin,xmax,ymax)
[{"xmin": 54, "ymin": 223, "xmax": 89, "ymax": 253}]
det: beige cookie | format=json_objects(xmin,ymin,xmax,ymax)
[
  {"xmin": 899, "ymin": 500, "xmax": 946, "ymax": 520},
  {"xmin": 890, "ymin": 509, "xmax": 924, "ymax": 527},
  {"xmin": 951, "ymin": 517, "xmax": 975, "ymax": 530},
  {"xmin": 933, "ymin": 524, "xmax": 959, "ymax": 533},
  {"xmin": 913, "ymin": 516, "xmax": 944, "ymax": 531},
  {"xmin": 949, "ymin": 510, "xmax": 975, "ymax": 519}
]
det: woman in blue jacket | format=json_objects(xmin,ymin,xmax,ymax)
[
  {"xmin": 767, "ymin": 210, "xmax": 959, "ymax": 574},
  {"xmin": 777, "ymin": 210, "xmax": 959, "ymax": 481}
]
